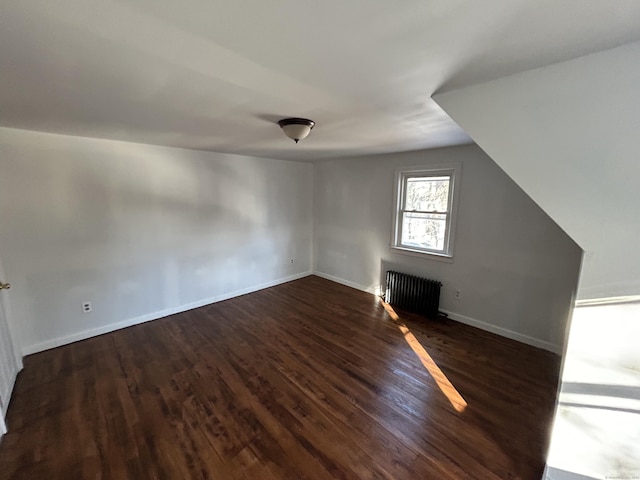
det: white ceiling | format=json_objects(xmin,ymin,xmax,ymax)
[{"xmin": 2, "ymin": 0, "xmax": 640, "ymax": 161}]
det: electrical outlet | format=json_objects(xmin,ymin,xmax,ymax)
[
  {"xmin": 290, "ymin": 258, "xmax": 295, "ymax": 264},
  {"xmin": 82, "ymin": 301, "xmax": 92, "ymax": 313},
  {"xmin": 454, "ymin": 290, "xmax": 461, "ymax": 300}
]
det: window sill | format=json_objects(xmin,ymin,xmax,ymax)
[{"xmin": 389, "ymin": 246, "xmax": 455, "ymax": 263}]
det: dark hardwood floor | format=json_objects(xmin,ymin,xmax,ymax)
[{"xmin": 0, "ymin": 276, "xmax": 561, "ymax": 479}]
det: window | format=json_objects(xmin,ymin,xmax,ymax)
[{"xmin": 392, "ymin": 165, "xmax": 460, "ymax": 258}]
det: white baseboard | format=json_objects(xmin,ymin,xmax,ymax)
[
  {"xmin": 313, "ymin": 270, "xmax": 561, "ymax": 354},
  {"xmin": 544, "ymin": 466, "xmax": 599, "ymax": 480},
  {"xmin": 23, "ymin": 271, "xmax": 312, "ymax": 356},
  {"xmin": 22, "ymin": 269, "xmax": 561, "ymax": 356},
  {"xmin": 440, "ymin": 309, "xmax": 561, "ymax": 354},
  {"xmin": 312, "ymin": 271, "xmax": 377, "ymax": 294}
]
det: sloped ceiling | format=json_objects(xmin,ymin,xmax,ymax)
[
  {"xmin": 2, "ymin": 0, "xmax": 640, "ymax": 161},
  {"xmin": 434, "ymin": 41, "xmax": 640, "ymax": 300}
]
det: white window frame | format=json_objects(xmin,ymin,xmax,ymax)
[{"xmin": 391, "ymin": 164, "xmax": 461, "ymax": 259}]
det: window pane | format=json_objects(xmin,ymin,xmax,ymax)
[
  {"xmin": 401, "ymin": 212, "xmax": 446, "ymax": 251},
  {"xmin": 405, "ymin": 176, "xmax": 450, "ymax": 212}
]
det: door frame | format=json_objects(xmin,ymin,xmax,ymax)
[{"xmin": 0, "ymin": 254, "xmax": 22, "ymax": 435}]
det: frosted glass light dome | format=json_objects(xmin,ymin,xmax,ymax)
[{"xmin": 278, "ymin": 118, "xmax": 315, "ymax": 143}]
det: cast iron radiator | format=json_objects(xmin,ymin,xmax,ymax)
[{"xmin": 385, "ymin": 270, "xmax": 442, "ymax": 318}]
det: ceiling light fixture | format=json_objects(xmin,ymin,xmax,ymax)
[{"xmin": 278, "ymin": 118, "xmax": 315, "ymax": 143}]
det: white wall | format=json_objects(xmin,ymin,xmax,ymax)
[
  {"xmin": 434, "ymin": 40, "xmax": 640, "ymax": 302},
  {"xmin": 433, "ymin": 41, "xmax": 640, "ymax": 480},
  {"xmin": 0, "ymin": 127, "xmax": 313, "ymax": 355},
  {"xmin": 313, "ymin": 144, "xmax": 582, "ymax": 352}
]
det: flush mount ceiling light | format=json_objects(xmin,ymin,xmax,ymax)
[{"xmin": 278, "ymin": 118, "xmax": 315, "ymax": 143}]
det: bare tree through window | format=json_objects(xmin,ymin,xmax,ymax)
[{"xmin": 393, "ymin": 166, "xmax": 459, "ymax": 257}]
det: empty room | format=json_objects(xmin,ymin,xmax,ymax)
[{"xmin": 1, "ymin": 2, "xmax": 639, "ymax": 480}]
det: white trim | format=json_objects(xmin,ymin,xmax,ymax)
[
  {"xmin": 0, "ymin": 365, "xmax": 20, "ymax": 437},
  {"xmin": 440, "ymin": 309, "xmax": 561, "ymax": 354},
  {"xmin": 575, "ymin": 294, "xmax": 640, "ymax": 307},
  {"xmin": 22, "ymin": 271, "xmax": 312, "ymax": 356},
  {"xmin": 313, "ymin": 270, "xmax": 561, "ymax": 354},
  {"xmin": 389, "ymin": 246, "xmax": 455, "ymax": 263},
  {"xmin": 391, "ymin": 163, "xmax": 462, "ymax": 259},
  {"xmin": 312, "ymin": 271, "xmax": 377, "ymax": 294}
]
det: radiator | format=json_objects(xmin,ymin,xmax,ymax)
[{"xmin": 385, "ymin": 270, "xmax": 442, "ymax": 318}]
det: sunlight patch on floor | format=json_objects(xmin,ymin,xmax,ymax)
[
  {"xmin": 546, "ymin": 301, "xmax": 640, "ymax": 480},
  {"xmin": 380, "ymin": 300, "xmax": 467, "ymax": 412}
]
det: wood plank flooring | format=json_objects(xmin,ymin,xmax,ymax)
[{"xmin": 0, "ymin": 276, "xmax": 561, "ymax": 479}]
